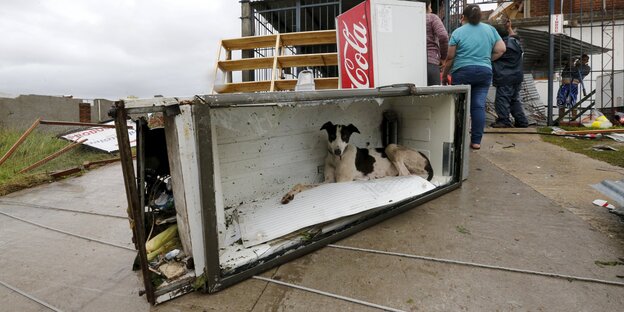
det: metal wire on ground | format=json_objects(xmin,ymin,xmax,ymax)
[
  {"xmin": 483, "ymin": 130, "xmax": 592, "ymax": 138},
  {"xmin": 0, "ymin": 199, "xmax": 128, "ymax": 219},
  {"xmin": 0, "ymin": 279, "xmax": 64, "ymax": 312},
  {"xmin": 252, "ymin": 276, "xmax": 405, "ymax": 312},
  {"xmin": 0, "ymin": 210, "xmax": 135, "ymax": 252},
  {"xmin": 328, "ymin": 244, "xmax": 624, "ymax": 287}
]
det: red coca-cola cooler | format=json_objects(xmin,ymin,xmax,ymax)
[{"xmin": 337, "ymin": 0, "xmax": 427, "ymax": 89}]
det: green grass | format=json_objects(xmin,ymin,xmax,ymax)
[
  {"xmin": 538, "ymin": 126, "xmax": 624, "ymax": 168},
  {"xmin": 0, "ymin": 128, "xmax": 119, "ymax": 196}
]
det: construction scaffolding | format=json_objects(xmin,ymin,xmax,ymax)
[
  {"xmin": 599, "ymin": 2, "xmax": 617, "ymax": 115},
  {"xmin": 242, "ymin": 0, "xmax": 345, "ymax": 82},
  {"xmin": 549, "ymin": 0, "xmax": 622, "ymax": 124}
]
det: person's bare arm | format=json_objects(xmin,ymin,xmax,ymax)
[
  {"xmin": 491, "ymin": 39, "xmax": 506, "ymax": 61},
  {"xmin": 441, "ymin": 45, "xmax": 456, "ymax": 85},
  {"xmin": 505, "ymin": 19, "xmax": 516, "ymax": 36}
]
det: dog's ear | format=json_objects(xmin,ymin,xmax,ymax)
[
  {"xmin": 320, "ymin": 121, "xmax": 334, "ymax": 132},
  {"xmin": 344, "ymin": 124, "xmax": 360, "ymax": 134}
]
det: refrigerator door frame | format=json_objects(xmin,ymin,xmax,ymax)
[
  {"xmin": 196, "ymin": 85, "xmax": 470, "ymax": 293},
  {"xmin": 115, "ymin": 84, "xmax": 471, "ymax": 303}
]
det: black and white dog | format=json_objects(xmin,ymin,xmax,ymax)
[{"xmin": 281, "ymin": 121, "xmax": 433, "ymax": 204}]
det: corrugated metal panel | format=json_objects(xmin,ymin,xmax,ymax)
[
  {"xmin": 520, "ymin": 74, "xmax": 547, "ymax": 124},
  {"xmin": 592, "ymin": 179, "xmax": 624, "ymax": 216},
  {"xmin": 516, "ymin": 28, "xmax": 610, "ymax": 72}
]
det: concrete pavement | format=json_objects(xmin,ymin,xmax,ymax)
[
  {"xmin": 1, "ymin": 130, "xmax": 623, "ymax": 311},
  {"xmin": 0, "ymin": 164, "xmax": 144, "ymax": 312}
]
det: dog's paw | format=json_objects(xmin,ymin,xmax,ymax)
[{"xmin": 281, "ymin": 193, "xmax": 294, "ymax": 204}]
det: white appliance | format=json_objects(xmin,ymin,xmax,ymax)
[
  {"xmin": 596, "ymin": 71, "xmax": 624, "ymax": 109},
  {"xmin": 337, "ymin": 0, "xmax": 427, "ymax": 88}
]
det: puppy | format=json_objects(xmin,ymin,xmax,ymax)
[{"xmin": 281, "ymin": 122, "xmax": 433, "ymax": 204}]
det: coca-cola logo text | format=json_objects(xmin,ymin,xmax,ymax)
[{"xmin": 341, "ymin": 19, "xmax": 370, "ymax": 88}]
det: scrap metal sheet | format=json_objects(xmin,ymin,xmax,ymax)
[
  {"xmin": 592, "ymin": 179, "xmax": 624, "ymax": 208},
  {"xmin": 236, "ymin": 176, "xmax": 436, "ymax": 247}
]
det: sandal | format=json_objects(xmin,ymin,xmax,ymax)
[{"xmin": 470, "ymin": 143, "xmax": 481, "ymax": 150}]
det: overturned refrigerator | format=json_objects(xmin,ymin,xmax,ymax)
[{"xmin": 111, "ymin": 84, "xmax": 471, "ymax": 304}]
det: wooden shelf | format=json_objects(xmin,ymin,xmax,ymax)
[
  {"xmin": 221, "ymin": 30, "xmax": 336, "ymax": 50},
  {"xmin": 218, "ymin": 53, "xmax": 337, "ymax": 72},
  {"xmin": 214, "ymin": 78, "xmax": 339, "ymax": 94},
  {"xmin": 221, "ymin": 35, "xmax": 278, "ymax": 50},
  {"xmin": 279, "ymin": 30, "xmax": 337, "ymax": 46},
  {"xmin": 212, "ymin": 30, "xmax": 339, "ymax": 93},
  {"xmin": 278, "ymin": 53, "xmax": 337, "ymax": 68},
  {"xmin": 218, "ymin": 57, "xmax": 274, "ymax": 71}
]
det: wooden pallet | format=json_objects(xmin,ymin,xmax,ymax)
[{"xmin": 212, "ymin": 30, "xmax": 339, "ymax": 93}]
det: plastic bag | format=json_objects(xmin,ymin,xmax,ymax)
[
  {"xmin": 592, "ymin": 116, "xmax": 613, "ymax": 128},
  {"xmin": 581, "ymin": 111, "xmax": 613, "ymax": 128}
]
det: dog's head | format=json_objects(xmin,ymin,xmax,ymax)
[{"xmin": 320, "ymin": 122, "xmax": 360, "ymax": 157}]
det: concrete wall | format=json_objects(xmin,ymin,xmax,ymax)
[
  {"xmin": 92, "ymin": 99, "xmax": 115, "ymax": 122},
  {"xmin": 0, "ymin": 94, "xmax": 83, "ymax": 133}
]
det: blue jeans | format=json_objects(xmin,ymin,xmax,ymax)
[
  {"xmin": 452, "ymin": 65, "xmax": 493, "ymax": 145},
  {"xmin": 556, "ymin": 83, "xmax": 578, "ymax": 108},
  {"xmin": 494, "ymin": 83, "xmax": 528, "ymax": 127}
]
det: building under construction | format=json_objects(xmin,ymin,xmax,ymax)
[{"xmin": 226, "ymin": 0, "xmax": 623, "ymax": 124}]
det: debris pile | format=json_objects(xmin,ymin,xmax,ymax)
[{"xmin": 142, "ymin": 175, "xmax": 190, "ymax": 286}]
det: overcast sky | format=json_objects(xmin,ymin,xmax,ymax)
[{"xmin": 0, "ymin": 0, "xmax": 240, "ymax": 100}]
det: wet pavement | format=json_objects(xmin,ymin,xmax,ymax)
[{"xmin": 1, "ymin": 130, "xmax": 623, "ymax": 311}]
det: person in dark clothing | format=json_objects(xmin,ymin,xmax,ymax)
[
  {"xmin": 556, "ymin": 54, "xmax": 590, "ymax": 116},
  {"xmin": 571, "ymin": 54, "xmax": 591, "ymax": 83},
  {"xmin": 490, "ymin": 20, "xmax": 529, "ymax": 128}
]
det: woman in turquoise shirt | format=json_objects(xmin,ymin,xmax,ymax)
[{"xmin": 442, "ymin": 4, "xmax": 506, "ymax": 150}]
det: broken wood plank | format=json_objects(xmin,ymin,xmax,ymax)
[
  {"xmin": 49, "ymin": 157, "xmax": 123, "ymax": 179},
  {"xmin": 49, "ymin": 167, "xmax": 83, "ymax": 179},
  {"xmin": 18, "ymin": 138, "xmax": 87, "ymax": 174},
  {"xmin": 556, "ymin": 128, "xmax": 624, "ymax": 135},
  {"xmin": 83, "ymin": 157, "xmax": 122, "ymax": 169},
  {"xmin": 39, "ymin": 120, "xmax": 121, "ymax": 128},
  {"xmin": 0, "ymin": 118, "xmax": 41, "ymax": 167}
]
